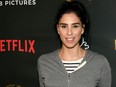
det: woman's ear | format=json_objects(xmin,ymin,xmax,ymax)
[
  {"xmin": 57, "ymin": 24, "xmax": 60, "ymax": 34},
  {"xmin": 81, "ymin": 24, "xmax": 85, "ymax": 34},
  {"xmin": 81, "ymin": 28, "xmax": 84, "ymax": 34}
]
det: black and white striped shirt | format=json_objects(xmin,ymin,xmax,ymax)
[{"xmin": 62, "ymin": 58, "xmax": 83, "ymax": 74}]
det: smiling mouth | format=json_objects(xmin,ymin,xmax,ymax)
[{"xmin": 66, "ymin": 37, "xmax": 75, "ymax": 43}]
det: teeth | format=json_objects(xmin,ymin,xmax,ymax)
[
  {"xmin": 67, "ymin": 38, "xmax": 73, "ymax": 40},
  {"xmin": 66, "ymin": 38, "xmax": 74, "ymax": 41}
]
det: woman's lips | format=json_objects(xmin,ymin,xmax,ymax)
[{"xmin": 66, "ymin": 37, "xmax": 75, "ymax": 43}]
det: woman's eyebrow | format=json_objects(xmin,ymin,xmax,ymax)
[
  {"xmin": 59, "ymin": 23, "xmax": 67, "ymax": 25},
  {"xmin": 59, "ymin": 22, "xmax": 81, "ymax": 25},
  {"xmin": 72, "ymin": 23, "xmax": 81, "ymax": 25}
]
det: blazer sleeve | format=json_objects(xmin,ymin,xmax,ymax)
[
  {"xmin": 98, "ymin": 57, "xmax": 112, "ymax": 87},
  {"xmin": 37, "ymin": 57, "xmax": 45, "ymax": 87}
]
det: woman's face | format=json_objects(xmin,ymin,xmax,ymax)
[{"xmin": 57, "ymin": 12, "xmax": 84, "ymax": 48}]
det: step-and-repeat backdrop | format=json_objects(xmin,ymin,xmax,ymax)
[{"xmin": 0, "ymin": 0, "xmax": 116, "ymax": 87}]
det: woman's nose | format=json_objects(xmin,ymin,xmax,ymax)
[{"xmin": 67, "ymin": 28, "xmax": 73, "ymax": 36}]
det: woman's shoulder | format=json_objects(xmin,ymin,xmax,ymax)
[
  {"xmin": 38, "ymin": 49, "xmax": 60, "ymax": 61},
  {"xmin": 87, "ymin": 50, "xmax": 111, "ymax": 71},
  {"xmin": 86, "ymin": 50, "xmax": 108, "ymax": 61},
  {"xmin": 86, "ymin": 50, "xmax": 110, "ymax": 64}
]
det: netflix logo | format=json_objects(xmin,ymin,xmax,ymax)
[{"xmin": 0, "ymin": 39, "xmax": 35, "ymax": 54}]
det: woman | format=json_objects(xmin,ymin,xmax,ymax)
[{"xmin": 37, "ymin": 1, "xmax": 111, "ymax": 87}]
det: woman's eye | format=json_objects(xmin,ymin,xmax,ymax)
[
  {"xmin": 73, "ymin": 25, "xmax": 78, "ymax": 28},
  {"xmin": 61, "ymin": 25, "xmax": 67, "ymax": 29}
]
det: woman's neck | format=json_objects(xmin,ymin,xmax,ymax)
[{"xmin": 59, "ymin": 45, "xmax": 86, "ymax": 61}]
